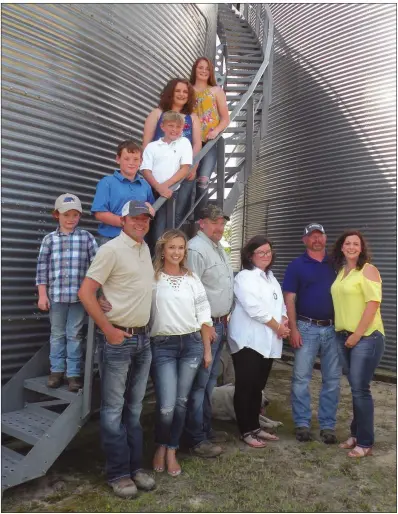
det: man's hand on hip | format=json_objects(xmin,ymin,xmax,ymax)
[
  {"xmin": 105, "ymin": 327, "xmax": 131, "ymax": 345},
  {"xmin": 289, "ymin": 327, "xmax": 303, "ymax": 348}
]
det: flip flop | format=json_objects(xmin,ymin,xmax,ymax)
[
  {"xmin": 348, "ymin": 446, "xmax": 373, "ymax": 458},
  {"xmin": 241, "ymin": 433, "xmax": 267, "ymax": 448},
  {"xmin": 167, "ymin": 468, "xmax": 182, "ymax": 477},
  {"xmin": 339, "ymin": 437, "xmax": 357, "ymax": 449},
  {"xmin": 153, "ymin": 466, "xmax": 165, "ymax": 473}
]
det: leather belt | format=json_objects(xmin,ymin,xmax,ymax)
[
  {"xmin": 113, "ymin": 325, "xmax": 147, "ymax": 335},
  {"xmin": 336, "ymin": 330, "xmax": 353, "ymax": 338},
  {"xmin": 211, "ymin": 315, "xmax": 228, "ymax": 324},
  {"xmin": 297, "ymin": 315, "xmax": 333, "ymax": 327}
]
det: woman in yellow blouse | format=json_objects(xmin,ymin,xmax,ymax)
[{"xmin": 331, "ymin": 230, "xmax": 385, "ymax": 458}]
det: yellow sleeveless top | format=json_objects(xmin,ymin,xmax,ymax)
[
  {"xmin": 331, "ymin": 264, "xmax": 384, "ymax": 335},
  {"xmin": 193, "ymin": 87, "xmax": 220, "ymax": 141}
]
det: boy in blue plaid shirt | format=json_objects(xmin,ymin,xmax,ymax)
[{"xmin": 36, "ymin": 193, "xmax": 98, "ymax": 392}]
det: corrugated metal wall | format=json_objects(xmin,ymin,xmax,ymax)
[
  {"xmin": 1, "ymin": 3, "xmax": 217, "ymax": 382},
  {"xmin": 231, "ymin": 3, "xmax": 396, "ymax": 370}
]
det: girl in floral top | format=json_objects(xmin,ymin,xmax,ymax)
[{"xmin": 189, "ymin": 57, "xmax": 230, "ymax": 220}]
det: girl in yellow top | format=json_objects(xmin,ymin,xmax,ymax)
[
  {"xmin": 188, "ymin": 57, "xmax": 230, "ymax": 220},
  {"xmin": 331, "ymin": 230, "xmax": 385, "ymax": 458}
]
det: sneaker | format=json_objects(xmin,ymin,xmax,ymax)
[
  {"xmin": 47, "ymin": 372, "xmax": 64, "ymax": 388},
  {"xmin": 110, "ymin": 477, "xmax": 138, "ymax": 499},
  {"xmin": 67, "ymin": 376, "xmax": 82, "ymax": 392},
  {"xmin": 295, "ymin": 426, "xmax": 312, "ymax": 442},
  {"xmin": 191, "ymin": 440, "xmax": 223, "ymax": 458},
  {"xmin": 132, "ymin": 471, "xmax": 156, "ymax": 491},
  {"xmin": 208, "ymin": 430, "xmax": 228, "ymax": 444},
  {"xmin": 320, "ymin": 429, "xmax": 338, "ymax": 445}
]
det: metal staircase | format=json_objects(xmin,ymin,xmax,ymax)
[{"xmin": 1, "ymin": 3, "xmax": 274, "ymax": 493}]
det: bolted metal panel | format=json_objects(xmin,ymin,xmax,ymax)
[
  {"xmin": 233, "ymin": 4, "xmax": 396, "ymax": 370},
  {"xmin": 1, "ymin": 3, "xmax": 217, "ymax": 382}
]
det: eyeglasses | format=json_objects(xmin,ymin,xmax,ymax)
[{"xmin": 254, "ymin": 250, "xmax": 273, "ymax": 258}]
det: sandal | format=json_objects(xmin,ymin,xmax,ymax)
[
  {"xmin": 339, "ymin": 436, "xmax": 357, "ymax": 449},
  {"xmin": 241, "ymin": 433, "xmax": 267, "ymax": 448},
  {"xmin": 153, "ymin": 447, "xmax": 166, "ymax": 473},
  {"xmin": 256, "ymin": 429, "xmax": 279, "ymax": 441},
  {"xmin": 348, "ymin": 446, "xmax": 373, "ymax": 458}
]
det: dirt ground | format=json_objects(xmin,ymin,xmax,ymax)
[{"xmin": 2, "ymin": 361, "xmax": 396, "ymax": 513}]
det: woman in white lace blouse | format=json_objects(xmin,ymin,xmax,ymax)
[
  {"xmin": 228, "ymin": 235, "xmax": 290, "ymax": 448},
  {"xmin": 150, "ymin": 229, "xmax": 213, "ymax": 477}
]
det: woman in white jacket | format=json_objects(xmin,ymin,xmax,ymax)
[{"xmin": 228, "ymin": 236, "xmax": 290, "ymax": 448}]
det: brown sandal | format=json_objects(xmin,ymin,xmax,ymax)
[
  {"xmin": 347, "ymin": 445, "xmax": 373, "ymax": 458},
  {"xmin": 257, "ymin": 430, "xmax": 279, "ymax": 441},
  {"xmin": 241, "ymin": 433, "xmax": 267, "ymax": 448},
  {"xmin": 339, "ymin": 436, "xmax": 357, "ymax": 449}
]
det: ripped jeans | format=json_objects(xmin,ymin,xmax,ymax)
[{"xmin": 151, "ymin": 332, "xmax": 204, "ymax": 449}]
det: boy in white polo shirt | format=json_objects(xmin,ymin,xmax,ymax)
[{"xmin": 141, "ymin": 111, "xmax": 193, "ymax": 251}]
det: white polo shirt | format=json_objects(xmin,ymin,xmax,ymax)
[{"xmin": 141, "ymin": 136, "xmax": 193, "ymax": 188}]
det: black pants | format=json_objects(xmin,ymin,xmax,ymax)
[{"xmin": 232, "ymin": 347, "xmax": 273, "ymax": 435}]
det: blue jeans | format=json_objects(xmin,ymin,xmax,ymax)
[
  {"xmin": 151, "ymin": 332, "xmax": 204, "ymax": 449},
  {"xmin": 184, "ymin": 322, "xmax": 224, "ymax": 447},
  {"xmin": 99, "ymin": 332, "xmax": 152, "ymax": 483},
  {"xmin": 49, "ymin": 301, "xmax": 85, "ymax": 377},
  {"xmin": 148, "ymin": 191, "xmax": 178, "ymax": 253},
  {"xmin": 194, "ymin": 142, "xmax": 218, "ymax": 220},
  {"xmin": 291, "ymin": 320, "xmax": 341, "ymax": 430},
  {"xmin": 336, "ymin": 330, "xmax": 385, "ymax": 448},
  {"xmin": 175, "ymin": 178, "xmax": 195, "ymax": 228}
]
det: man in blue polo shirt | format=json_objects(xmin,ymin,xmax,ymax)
[
  {"xmin": 92, "ymin": 140, "xmax": 155, "ymax": 245},
  {"xmin": 283, "ymin": 223, "xmax": 340, "ymax": 444}
]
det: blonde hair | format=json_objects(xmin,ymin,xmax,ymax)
[
  {"xmin": 161, "ymin": 110, "xmax": 185, "ymax": 126},
  {"xmin": 153, "ymin": 229, "xmax": 192, "ymax": 280}
]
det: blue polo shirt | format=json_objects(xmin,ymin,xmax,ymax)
[
  {"xmin": 91, "ymin": 170, "xmax": 154, "ymax": 238},
  {"xmin": 282, "ymin": 252, "xmax": 336, "ymax": 320}
]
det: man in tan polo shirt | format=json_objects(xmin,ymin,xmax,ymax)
[{"xmin": 78, "ymin": 200, "xmax": 155, "ymax": 499}]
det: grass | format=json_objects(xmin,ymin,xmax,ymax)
[{"xmin": 2, "ymin": 362, "xmax": 396, "ymax": 513}]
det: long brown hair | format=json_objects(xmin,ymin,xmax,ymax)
[
  {"xmin": 158, "ymin": 78, "xmax": 195, "ymax": 115},
  {"xmin": 190, "ymin": 57, "xmax": 217, "ymax": 87},
  {"xmin": 153, "ymin": 229, "xmax": 192, "ymax": 280},
  {"xmin": 331, "ymin": 230, "xmax": 371, "ymax": 271}
]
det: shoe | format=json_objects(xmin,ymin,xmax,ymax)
[
  {"xmin": 208, "ymin": 430, "xmax": 228, "ymax": 444},
  {"xmin": 47, "ymin": 372, "xmax": 64, "ymax": 388},
  {"xmin": 110, "ymin": 477, "xmax": 138, "ymax": 498},
  {"xmin": 132, "ymin": 471, "xmax": 156, "ymax": 491},
  {"xmin": 191, "ymin": 440, "xmax": 223, "ymax": 458},
  {"xmin": 320, "ymin": 429, "xmax": 338, "ymax": 445},
  {"xmin": 241, "ymin": 433, "xmax": 267, "ymax": 448},
  {"xmin": 347, "ymin": 446, "xmax": 373, "ymax": 458},
  {"xmin": 67, "ymin": 376, "xmax": 82, "ymax": 392},
  {"xmin": 339, "ymin": 436, "xmax": 357, "ymax": 449},
  {"xmin": 295, "ymin": 426, "xmax": 312, "ymax": 442}
]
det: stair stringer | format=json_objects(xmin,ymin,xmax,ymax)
[
  {"xmin": 2, "ymin": 394, "xmax": 83, "ymax": 491},
  {"xmin": 2, "ymin": 343, "xmax": 50, "ymax": 413}
]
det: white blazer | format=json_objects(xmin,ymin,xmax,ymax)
[{"xmin": 228, "ymin": 267, "xmax": 287, "ymax": 358}]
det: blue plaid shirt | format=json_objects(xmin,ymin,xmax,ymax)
[{"xmin": 36, "ymin": 227, "xmax": 98, "ymax": 303}]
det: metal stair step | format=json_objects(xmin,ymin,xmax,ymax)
[
  {"xmin": 2, "ymin": 446, "xmax": 24, "ymax": 485},
  {"xmin": 226, "ymin": 77, "xmax": 262, "ymax": 83},
  {"xmin": 234, "ymin": 115, "xmax": 262, "ymax": 121},
  {"xmin": 227, "ymin": 69, "xmax": 261, "ymax": 75},
  {"xmin": 228, "ymin": 52, "xmax": 262, "ymax": 58},
  {"xmin": 226, "ymin": 86, "xmax": 263, "ymax": 92},
  {"xmin": 225, "ymin": 152, "xmax": 246, "ymax": 158},
  {"xmin": 24, "ymin": 376, "xmax": 78, "ymax": 402},
  {"xmin": 228, "ymin": 56, "xmax": 263, "ymax": 63},
  {"xmin": 2, "ymin": 408, "xmax": 56, "ymax": 445},
  {"xmin": 223, "ymin": 126, "xmax": 246, "ymax": 133},
  {"xmin": 227, "ymin": 63, "xmax": 262, "ymax": 69}
]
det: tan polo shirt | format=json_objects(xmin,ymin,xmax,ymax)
[{"xmin": 86, "ymin": 231, "xmax": 154, "ymax": 327}]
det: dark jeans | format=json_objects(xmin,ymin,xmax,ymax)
[
  {"xmin": 175, "ymin": 178, "xmax": 195, "ymax": 227},
  {"xmin": 184, "ymin": 322, "xmax": 224, "ymax": 447},
  {"xmin": 194, "ymin": 142, "xmax": 218, "ymax": 220},
  {"xmin": 99, "ymin": 332, "xmax": 152, "ymax": 483},
  {"xmin": 336, "ymin": 330, "xmax": 385, "ymax": 448},
  {"xmin": 148, "ymin": 191, "xmax": 178, "ymax": 253},
  {"xmin": 232, "ymin": 347, "xmax": 273, "ymax": 436},
  {"xmin": 151, "ymin": 332, "xmax": 204, "ymax": 449}
]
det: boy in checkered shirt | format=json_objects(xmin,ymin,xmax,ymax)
[{"xmin": 36, "ymin": 193, "xmax": 98, "ymax": 392}]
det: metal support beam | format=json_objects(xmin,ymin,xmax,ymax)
[
  {"xmin": 165, "ymin": 196, "xmax": 176, "ymax": 229},
  {"xmin": 244, "ymin": 96, "xmax": 254, "ymax": 184},
  {"xmin": 243, "ymin": 3, "xmax": 248, "ymax": 20},
  {"xmin": 216, "ymin": 138, "xmax": 225, "ymax": 209},
  {"xmin": 82, "ymin": 317, "xmax": 95, "ymax": 420},
  {"xmin": 255, "ymin": 4, "xmax": 261, "ymax": 35}
]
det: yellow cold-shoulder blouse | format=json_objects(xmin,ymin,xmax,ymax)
[{"xmin": 331, "ymin": 263, "xmax": 384, "ymax": 336}]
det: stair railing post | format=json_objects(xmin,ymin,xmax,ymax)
[
  {"xmin": 255, "ymin": 4, "xmax": 261, "ymax": 36},
  {"xmin": 244, "ymin": 96, "xmax": 254, "ymax": 183},
  {"xmin": 216, "ymin": 137, "xmax": 225, "ymax": 209},
  {"xmin": 82, "ymin": 317, "xmax": 95, "ymax": 420},
  {"xmin": 165, "ymin": 196, "xmax": 176, "ymax": 229},
  {"xmin": 243, "ymin": 3, "xmax": 249, "ymax": 20}
]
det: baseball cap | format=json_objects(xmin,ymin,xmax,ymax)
[
  {"xmin": 303, "ymin": 222, "xmax": 325, "ymax": 236},
  {"xmin": 199, "ymin": 204, "xmax": 230, "ymax": 221},
  {"xmin": 121, "ymin": 200, "xmax": 154, "ymax": 219},
  {"xmin": 54, "ymin": 193, "xmax": 82, "ymax": 214}
]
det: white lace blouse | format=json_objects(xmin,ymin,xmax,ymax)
[{"xmin": 149, "ymin": 272, "xmax": 212, "ymax": 337}]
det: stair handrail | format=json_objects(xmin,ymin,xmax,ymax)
[{"xmin": 151, "ymin": 3, "xmax": 274, "ymax": 215}]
